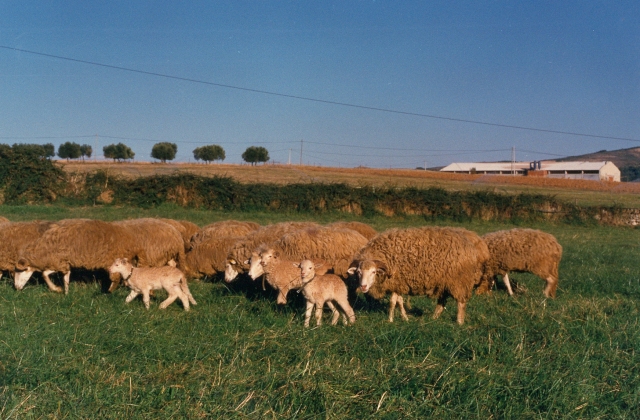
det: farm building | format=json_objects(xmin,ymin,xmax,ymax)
[{"xmin": 440, "ymin": 161, "xmax": 620, "ymax": 182}]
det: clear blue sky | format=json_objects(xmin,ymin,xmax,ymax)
[{"xmin": 1, "ymin": 1, "xmax": 638, "ymax": 168}]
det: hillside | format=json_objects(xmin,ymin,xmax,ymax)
[{"xmin": 555, "ymin": 146, "xmax": 640, "ymax": 168}]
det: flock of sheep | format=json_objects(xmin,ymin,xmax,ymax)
[{"xmin": 0, "ymin": 215, "xmax": 562, "ymax": 325}]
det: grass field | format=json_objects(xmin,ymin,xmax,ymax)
[{"xmin": 1, "ymin": 205, "xmax": 639, "ymax": 418}]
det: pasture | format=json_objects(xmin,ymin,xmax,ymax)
[{"xmin": 0, "ymin": 205, "xmax": 639, "ymax": 418}]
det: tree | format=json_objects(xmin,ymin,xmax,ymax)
[
  {"xmin": 151, "ymin": 142, "xmax": 177, "ymax": 163},
  {"xmin": 80, "ymin": 144, "xmax": 92, "ymax": 162},
  {"xmin": 11, "ymin": 143, "xmax": 48, "ymax": 158},
  {"xmin": 193, "ymin": 145, "xmax": 225, "ymax": 163},
  {"xmin": 57, "ymin": 142, "xmax": 82, "ymax": 161},
  {"xmin": 241, "ymin": 146, "xmax": 269, "ymax": 166},
  {"xmin": 43, "ymin": 143, "xmax": 55, "ymax": 159},
  {"xmin": 103, "ymin": 143, "xmax": 135, "ymax": 162}
]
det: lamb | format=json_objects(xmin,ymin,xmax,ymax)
[
  {"xmin": 189, "ymin": 220, "xmax": 260, "ymax": 250},
  {"xmin": 347, "ymin": 226, "xmax": 490, "ymax": 325},
  {"xmin": 0, "ymin": 221, "xmax": 57, "ymax": 289},
  {"xmin": 327, "ymin": 221, "xmax": 377, "ymax": 240},
  {"xmin": 108, "ymin": 258, "xmax": 196, "ymax": 311},
  {"xmin": 247, "ymin": 247, "xmax": 306, "ymax": 305},
  {"xmin": 109, "ymin": 218, "xmax": 186, "ymax": 291},
  {"xmin": 477, "ymin": 228, "xmax": 562, "ymax": 298},
  {"xmin": 224, "ymin": 221, "xmax": 319, "ymax": 282},
  {"xmin": 15, "ymin": 219, "xmax": 142, "ymax": 293},
  {"xmin": 296, "ymin": 259, "xmax": 356, "ymax": 327}
]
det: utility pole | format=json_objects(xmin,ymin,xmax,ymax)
[
  {"xmin": 95, "ymin": 134, "xmax": 98, "ymax": 161},
  {"xmin": 300, "ymin": 139, "xmax": 303, "ymax": 166},
  {"xmin": 511, "ymin": 146, "xmax": 515, "ymax": 175},
  {"xmin": 288, "ymin": 148, "xmax": 291, "ymax": 165},
  {"xmin": 424, "ymin": 160, "xmax": 427, "ymax": 171}
]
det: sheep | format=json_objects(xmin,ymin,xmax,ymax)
[
  {"xmin": 224, "ymin": 221, "xmax": 319, "ymax": 282},
  {"xmin": 327, "ymin": 221, "xmax": 377, "ymax": 240},
  {"xmin": 15, "ymin": 219, "xmax": 142, "ymax": 293},
  {"xmin": 477, "ymin": 228, "xmax": 562, "ymax": 298},
  {"xmin": 184, "ymin": 235, "xmax": 243, "ymax": 280},
  {"xmin": 347, "ymin": 226, "xmax": 490, "ymax": 325},
  {"xmin": 267, "ymin": 226, "xmax": 369, "ymax": 278},
  {"xmin": 246, "ymin": 247, "xmax": 306, "ymax": 305},
  {"xmin": 108, "ymin": 258, "xmax": 196, "ymax": 311},
  {"xmin": 157, "ymin": 218, "xmax": 200, "ymax": 251},
  {"xmin": 0, "ymin": 216, "xmax": 9, "ymax": 224},
  {"xmin": 0, "ymin": 221, "xmax": 57, "ymax": 289},
  {"xmin": 189, "ymin": 220, "xmax": 260, "ymax": 250},
  {"xmin": 109, "ymin": 218, "xmax": 186, "ymax": 291},
  {"xmin": 296, "ymin": 259, "xmax": 356, "ymax": 327}
]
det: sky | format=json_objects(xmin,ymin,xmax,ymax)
[{"xmin": 1, "ymin": 1, "xmax": 638, "ymax": 168}]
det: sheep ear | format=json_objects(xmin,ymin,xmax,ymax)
[
  {"xmin": 16, "ymin": 258, "xmax": 28, "ymax": 271},
  {"xmin": 243, "ymin": 259, "xmax": 250, "ymax": 265},
  {"xmin": 293, "ymin": 262, "xmax": 301, "ymax": 268},
  {"xmin": 229, "ymin": 259, "xmax": 237, "ymax": 265},
  {"xmin": 346, "ymin": 266, "xmax": 357, "ymax": 275},
  {"xmin": 314, "ymin": 262, "xmax": 324, "ymax": 269},
  {"xmin": 123, "ymin": 258, "xmax": 128, "ymax": 263}
]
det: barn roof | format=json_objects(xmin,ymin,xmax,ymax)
[{"xmin": 440, "ymin": 161, "xmax": 616, "ymax": 172}]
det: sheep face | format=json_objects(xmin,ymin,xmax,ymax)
[
  {"xmin": 224, "ymin": 259, "xmax": 240, "ymax": 282},
  {"xmin": 13, "ymin": 263, "xmax": 35, "ymax": 290},
  {"xmin": 348, "ymin": 260, "xmax": 387, "ymax": 293},
  {"xmin": 108, "ymin": 258, "xmax": 132, "ymax": 278},
  {"xmin": 298, "ymin": 259, "xmax": 316, "ymax": 284},
  {"xmin": 247, "ymin": 252, "xmax": 264, "ymax": 280},
  {"xmin": 259, "ymin": 248, "xmax": 278, "ymax": 267}
]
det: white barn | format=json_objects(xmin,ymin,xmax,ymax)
[{"xmin": 440, "ymin": 161, "xmax": 620, "ymax": 182}]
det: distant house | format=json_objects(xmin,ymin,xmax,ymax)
[{"xmin": 440, "ymin": 161, "xmax": 620, "ymax": 182}]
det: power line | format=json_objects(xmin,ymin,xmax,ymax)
[{"xmin": 2, "ymin": 45, "xmax": 639, "ymax": 143}]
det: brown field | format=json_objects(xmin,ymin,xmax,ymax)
[{"xmin": 58, "ymin": 160, "xmax": 640, "ymax": 208}]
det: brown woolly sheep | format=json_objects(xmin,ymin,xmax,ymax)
[
  {"xmin": 15, "ymin": 219, "xmax": 142, "ymax": 294},
  {"xmin": 158, "ymin": 218, "xmax": 200, "ymax": 251},
  {"xmin": 267, "ymin": 226, "xmax": 369, "ymax": 278},
  {"xmin": 477, "ymin": 228, "xmax": 562, "ymax": 298},
  {"xmin": 327, "ymin": 221, "xmax": 377, "ymax": 240},
  {"xmin": 347, "ymin": 226, "xmax": 490, "ymax": 325},
  {"xmin": 296, "ymin": 259, "xmax": 356, "ymax": 327},
  {"xmin": 0, "ymin": 216, "xmax": 9, "ymax": 224},
  {"xmin": 185, "ymin": 235, "xmax": 242, "ymax": 280},
  {"xmin": 108, "ymin": 258, "xmax": 196, "ymax": 311},
  {"xmin": 224, "ymin": 221, "xmax": 319, "ymax": 282},
  {"xmin": 0, "ymin": 221, "xmax": 57, "ymax": 290},
  {"xmin": 109, "ymin": 218, "xmax": 186, "ymax": 291},
  {"xmin": 189, "ymin": 220, "xmax": 261, "ymax": 250}
]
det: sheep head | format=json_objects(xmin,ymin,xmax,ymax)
[
  {"xmin": 224, "ymin": 258, "xmax": 241, "ymax": 283},
  {"xmin": 108, "ymin": 258, "xmax": 132, "ymax": 277},
  {"xmin": 13, "ymin": 258, "xmax": 35, "ymax": 290},
  {"xmin": 296, "ymin": 259, "xmax": 320, "ymax": 284},
  {"xmin": 247, "ymin": 252, "xmax": 264, "ymax": 280},
  {"xmin": 259, "ymin": 248, "xmax": 279, "ymax": 267},
  {"xmin": 347, "ymin": 259, "xmax": 388, "ymax": 293}
]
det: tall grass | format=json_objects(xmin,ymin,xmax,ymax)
[{"xmin": 0, "ymin": 208, "xmax": 639, "ymax": 418}]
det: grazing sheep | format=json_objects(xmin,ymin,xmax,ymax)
[
  {"xmin": 296, "ymin": 259, "xmax": 356, "ymax": 327},
  {"xmin": 15, "ymin": 219, "xmax": 142, "ymax": 293},
  {"xmin": 224, "ymin": 221, "xmax": 319, "ymax": 282},
  {"xmin": 0, "ymin": 216, "xmax": 9, "ymax": 224},
  {"xmin": 247, "ymin": 248, "xmax": 305, "ymax": 305},
  {"xmin": 327, "ymin": 221, "xmax": 377, "ymax": 240},
  {"xmin": 109, "ymin": 218, "xmax": 186, "ymax": 291},
  {"xmin": 0, "ymin": 221, "xmax": 57, "ymax": 289},
  {"xmin": 268, "ymin": 226, "xmax": 369, "ymax": 278},
  {"xmin": 108, "ymin": 258, "xmax": 196, "ymax": 311},
  {"xmin": 158, "ymin": 218, "xmax": 200, "ymax": 251},
  {"xmin": 347, "ymin": 226, "xmax": 489, "ymax": 325},
  {"xmin": 185, "ymin": 235, "xmax": 242, "ymax": 280},
  {"xmin": 190, "ymin": 220, "xmax": 260, "ymax": 250},
  {"xmin": 477, "ymin": 228, "xmax": 562, "ymax": 298}
]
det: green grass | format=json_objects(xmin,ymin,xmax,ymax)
[{"xmin": 1, "ymin": 205, "xmax": 639, "ymax": 418}]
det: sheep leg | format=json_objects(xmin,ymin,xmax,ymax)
[
  {"xmin": 326, "ymin": 301, "xmax": 340, "ymax": 325},
  {"xmin": 543, "ymin": 276, "xmax": 558, "ymax": 298},
  {"xmin": 433, "ymin": 296, "xmax": 448, "ymax": 319},
  {"xmin": 304, "ymin": 301, "xmax": 314, "ymax": 327},
  {"xmin": 159, "ymin": 286, "xmax": 184, "ymax": 310},
  {"xmin": 63, "ymin": 271, "xmax": 71, "ymax": 295},
  {"xmin": 142, "ymin": 289, "xmax": 152, "ymax": 309},
  {"xmin": 315, "ymin": 300, "xmax": 325, "ymax": 326},
  {"xmin": 396, "ymin": 295, "xmax": 409, "ymax": 321},
  {"xmin": 335, "ymin": 297, "xmax": 356, "ymax": 325},
  {"xmin": 42, "ymin": 270, "xmax": 63, "ymax": 293},
  {"xmin": 456, "ymin": 300, "xmax": 467, "ymax": 325},
  {"xmin": 125, "ymin": 290, "xmax": 139, "ymax": 303},
  {"xmin": 181, "ymin": 281, "xmax": 197, "ymax": 305},
  {"xmin": 503, "ymin": 273, "xmax": 515, "ymax": 296},
  {"xmin": 388, "ymin": 292, "xmax": 399, "ymax": 322},
  {"xmin": 276, "ymin": 286, "xmax": 289, "ymax": 305}
]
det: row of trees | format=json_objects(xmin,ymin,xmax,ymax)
[{"xmin": 3, "ymin": 141, "xmax": 271, "ymax": 164}]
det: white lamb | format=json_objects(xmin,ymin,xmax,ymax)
[
  {"xmin": 295, "ymin": 259, "xmax": 356, "ymax": 327},
  {"xmin": 108, "ymin": 258, "xmax": 196, "ymax": 311}
]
